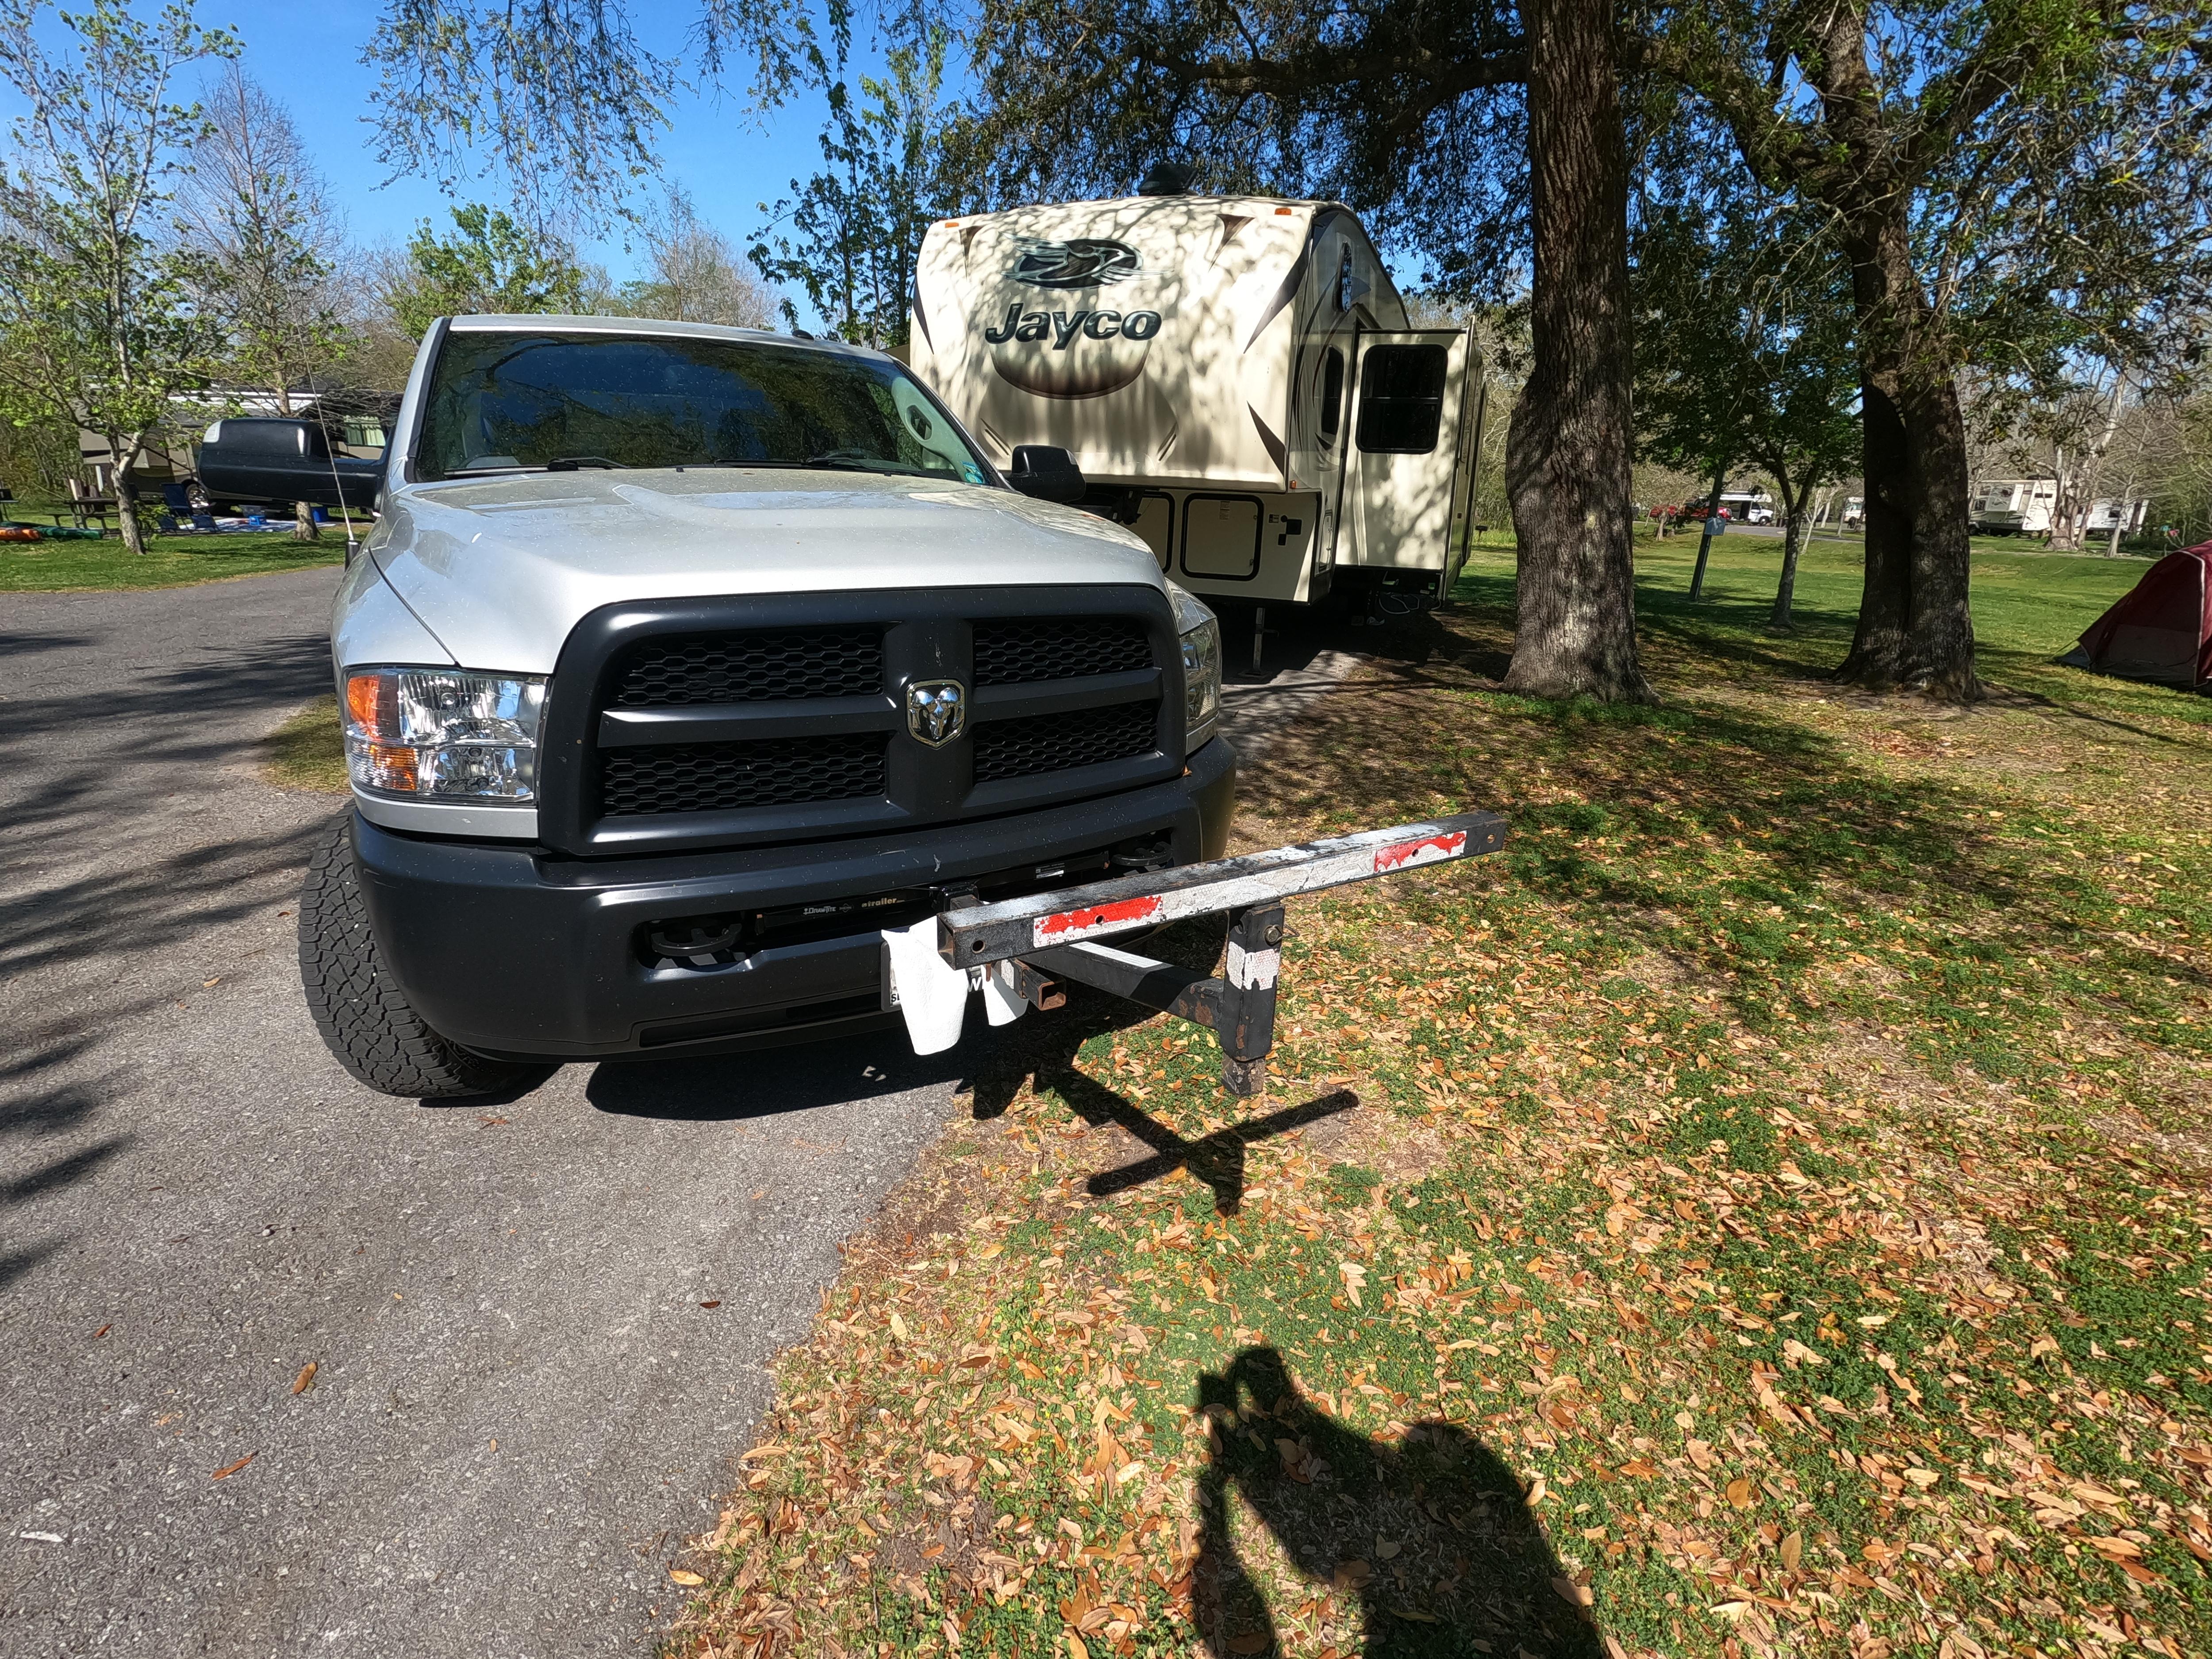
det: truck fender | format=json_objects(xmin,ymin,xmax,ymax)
[{"xmin": 332, "ymin": 553, "xmax": 457, "ymax": 691}]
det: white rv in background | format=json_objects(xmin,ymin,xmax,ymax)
[
  {"xmin": 909, "ymin": 189, "xmax": 1486, "ymax": 643},
  {"xmin": 1716, "ymin": 490, "xmax": 1776, "ymax": 524},
  {"xmin": 2084, "ymin": 496, "xmax": 2150, "ymax": 537},
  {"xmin": 1970, "ymin": 477, "xmax": 2058, "ymax": 535}
]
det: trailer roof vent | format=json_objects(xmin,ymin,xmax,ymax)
[{"xmin": 1137, "ymin": 160, "xmax": 1196, "ymax": 197}]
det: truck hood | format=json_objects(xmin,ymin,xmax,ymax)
[{"xmin": 367, "ymin": 468, "xmax": 1165, "ymax": 675}]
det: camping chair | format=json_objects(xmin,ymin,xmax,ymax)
[{"xmin": 190, "ymin": 511, "xmax": 218, "ymax": 533}]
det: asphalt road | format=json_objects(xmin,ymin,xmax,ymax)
[{"xmin": 0, "ymin": 564, "xmax": 1351, "ymax": 1656}]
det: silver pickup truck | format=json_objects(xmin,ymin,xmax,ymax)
[{"xmin": 215, "ymin": 315, "xmax": 1233, "ymax": 1098}]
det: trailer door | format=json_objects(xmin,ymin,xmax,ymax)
[{"xmin": 1336, "ymin": 330, "xmax": 1474, "ymax": 582}]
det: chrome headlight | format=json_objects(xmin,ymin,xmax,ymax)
[
  {"xmin": 1167, "ymin": 581, "xmax": 1221, "ymax": 752},
  {"xmin": 342, "ymin": 668, "xmax": 546, "ymax": 800}
]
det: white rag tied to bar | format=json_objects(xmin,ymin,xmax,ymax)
[{"xmin": 879, "ymin": 919, "xmax": 1029, "ymax": 1054}]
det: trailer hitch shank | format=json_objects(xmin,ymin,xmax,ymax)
[{"xmin": 937, "ymin": 812, "xmax": 1505, "ymax": 1096}]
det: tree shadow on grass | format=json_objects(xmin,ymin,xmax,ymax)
[
  {"xmin": 1244, "ymin": 583, "xmax": 2212, "ymax": 1045},
  {"xmin": 1192, "ymin": 1346, "xmax": 1604, "ymax": 1657}
]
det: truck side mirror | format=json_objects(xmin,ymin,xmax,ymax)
[{"xmin": 1006, "ymin": 445, "xmax": 1085, "ymax": 506}]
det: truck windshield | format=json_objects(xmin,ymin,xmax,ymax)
[{"xmin": 416, "ymin": 330, "xmax": 991, "ymax": 485}]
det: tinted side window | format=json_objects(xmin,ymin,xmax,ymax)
[
  {"xmin": 1356, "ymin": 344, "xmax": 1448, "ymax": 454},
  {"xmin": 1319, "ymin": 348, "xmax": 1346, "ymax": 446}
]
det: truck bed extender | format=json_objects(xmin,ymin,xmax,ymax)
[{"xmin": 230, "ymin": 315, "xmax": 1501, "ymax": 1100}]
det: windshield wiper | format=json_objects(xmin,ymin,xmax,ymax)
[{"xmin": 443, "ymin": 455, "xmax": 630, "ymax": 478}]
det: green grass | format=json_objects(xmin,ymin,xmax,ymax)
[
  {"xmin": 263, "ymin": 695, "xmax": 347, "ymax": 794},
  {"xmin": 1641, "ymin": 522, "xmax": 2163, "ymax": 561},
  {"xmin": 0, "ymin": 526, "xmax": 349, "ymax": 591},
  {"xmin": 676, "ymin": 543, "xmax": 2212, "ymax": 1659}
]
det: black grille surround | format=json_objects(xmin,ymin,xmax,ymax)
[
  {"xmin": 975, "ymin": 700, "xmax": 1158, "ymax": 783},
  {"xmin": 972, "ymin": 617, "xmax": 1151, "ymax": 686},
  {"xmin": 536, "ymin": 586, "xmax": 1186, "ymax": 857},
  {"xmin": 600, "ymin": 734, "xmax": 887, "ymax": 816},
  {"xmin": 612, "ymin": 629, "xmax": 882, "ymax": 706}
]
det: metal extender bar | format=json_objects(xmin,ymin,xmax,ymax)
[{"xmin": 938, "ymin": 811, "xmax": 1505, "ymax": 1097}]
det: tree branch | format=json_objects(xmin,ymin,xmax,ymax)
[
  {"xmin": 1621, "ymin": 31, "xmax": 1828, "ymax": 195},
  {"xmin": 1133, "ymin": 39, "xmax": 1529, "ymax": 101}
]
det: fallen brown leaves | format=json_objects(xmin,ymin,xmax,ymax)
[{"xmin": 666, "ymin": 572, "xmax": 2212, "ymax": 1658}]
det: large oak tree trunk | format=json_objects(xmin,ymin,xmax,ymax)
[
  {"xmin": 1502, "ymin": 0, "xmax": 1651, "ymax": 703},
  {"xmin": 1836, "ymin": 219, "xmax": 1980, "ymax": 698}
]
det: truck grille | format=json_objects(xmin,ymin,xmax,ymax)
[
  {"xmin": 972, "ymin": 618, "xmax": 1151, "ymax": 686},
  {"xmin": 600, "ymin": 735, "xmax": 887, "ymax": 816},
  {"xmin": 613, "ymin": 629, "xmax": 882, "ymax": 706},
  {"xmin": 975, "ymin": 701, "xmax": 1159, "ymax": 783},
  {"xmin": 545, "ymin": 588, "xmax": 1182, "ymax": 855}
]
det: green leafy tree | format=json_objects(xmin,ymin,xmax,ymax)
[
  {"xmin": 1634, "ymin": 167, "xmax": 1859, "ymax": 628},
  {"xmin": 945, "ymin": 0, "xmax": 1645, "ymax": 702},
  {"xmin": 176, "ymin": 65, "xmax": 352, "ymax": 539},
  {"xmin": 0, "ymin": 0, "xmax": 235, "ymax": 553},
  {"xmin": 363, "ymin": 0, "xmax": 671, "ymax": 215},
  {"xmin": 1637, "ymin": 0, "xmax": 2212, "ymax": 698},
  {"xmin": 384, "ymin": 204, "xmax": 587, "ymax": 340},
  {"xmin": 749, "ymin": 13, "xmax": 949, "ymax": 346}
]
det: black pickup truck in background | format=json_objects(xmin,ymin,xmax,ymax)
[{"xmin": 195, "ymin": 418, "xmax": 384, "ymax": 513}]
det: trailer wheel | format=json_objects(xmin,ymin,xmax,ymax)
[{"xmin": 299, "ymin": 817, "xmax": 552, "ymax": 1099}]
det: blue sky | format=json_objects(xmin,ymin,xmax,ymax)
[{"xmin": 180, "ymin": 0, "xmax": 857, "ymax": 295}]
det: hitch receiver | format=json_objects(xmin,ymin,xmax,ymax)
[{"xmin": 933, "ymin": 812, "xmax": 1505, "ymax": 1096}]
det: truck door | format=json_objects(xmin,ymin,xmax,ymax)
[{"xmin": 1334, "ymin": 329, "xmax": 1475, "ymax": 586}]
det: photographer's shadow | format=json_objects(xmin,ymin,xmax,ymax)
[{"xmin": 1193, "ymin": 1347, "xmax": 1604, "ymax": 1657}]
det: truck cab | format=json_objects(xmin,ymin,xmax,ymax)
[{"xmin": 292, "ymin": 315, "xmax": 1233, "ymax": 1098}]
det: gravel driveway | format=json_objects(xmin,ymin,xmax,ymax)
[{"xmin": 0, "ymin": 566, "xmax": 1351, "ymax": 1655}]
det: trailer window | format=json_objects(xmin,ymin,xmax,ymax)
[
  {"xmin": 1319, "ymin": 348, "xmax": 1346, "ymax": 447},
  {"xmin": 1356, "ymin": 345, "xmax": 1448, "ymax": 454}
]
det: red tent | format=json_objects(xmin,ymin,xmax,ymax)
[{"xmin": 2062, "ymin": 541, "xmax": 2212, "ymax": 688}]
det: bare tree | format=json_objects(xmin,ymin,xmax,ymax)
[
  {"xmin": 176, "ymin": 65, "xmax": 349, "ymax": 538},
  {"xmin": 612, "ymin": 189, "xmax": 777, "ymax": 327}
]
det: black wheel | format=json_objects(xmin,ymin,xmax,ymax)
[{"xmin": 298, "ymin": 816, "xmax": 551, "ymax": 1099}]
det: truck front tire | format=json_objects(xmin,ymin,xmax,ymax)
[{"xmin": 299, "ymin": 817, "xmax": 552, "ymax": 1099}]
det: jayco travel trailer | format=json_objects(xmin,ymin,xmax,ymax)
[{"xmin": 909, "ymin": 188, "xmax": 1486, "ymax": 645}]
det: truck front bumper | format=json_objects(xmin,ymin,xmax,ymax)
[{"xmin": 353, "ymin": 737, "xmax": 1237, "ymax": 1060}]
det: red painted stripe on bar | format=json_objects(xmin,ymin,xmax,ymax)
[
  {"xmin": 1036, "ymin": 895, "xmax": 1163, "ymax": 939},
  {"xmin": 1372, "ymin": 830, "xmax": 1467, "ymax": 872}
]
